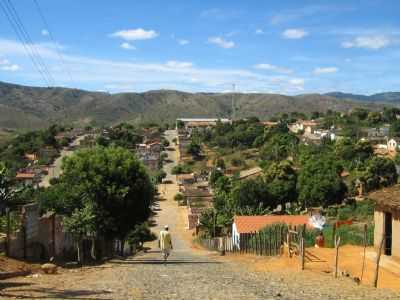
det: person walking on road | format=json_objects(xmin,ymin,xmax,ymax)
[{"xmin": 159, "ymin": 225, "xmax": 173, "ymax": 262}]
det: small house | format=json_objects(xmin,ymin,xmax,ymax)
[
  {"xmin": 15, "ymin": 172, "xmax": 39, "ymax": 187},
  {"xmin": 387, "ymin": 138, "xmax": 399, "ymax": 152},
  {"xmin": 289, "ymin": 120, "xmax": 319, "ymax": 134},
  {"xmin": 176, "ymin": 173, "xmax": 196, "ymax": 186},
  {"xmin": 369, "ymin": 185, "xmax": 400, "ymax": 258},
  {"xmin": 232, "ymin": 215, "xmax": 311, "ymax": 248}
]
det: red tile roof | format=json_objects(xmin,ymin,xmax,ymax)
[
  {"xmin": 16, "ymin": 173, "xmax": 35, "ymax": 179},
  {"xmin": 233, "ymin": 215, "xmax": 310, "ymax": 233}
]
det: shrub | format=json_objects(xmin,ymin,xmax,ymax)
[
  {"xmin": 171, "ymin": 164, "xmax": 192, "ymax": 175},
  {"xmin": 174, "ymin": 193, "xmax": 184, "ymax": 201},
  {"xmin": 337, "ymin": 206, "xmax": 353, "ymax": 221},
  {"xmin": 231, "ymin": 157, "xmax": 244, "ymax": 167}
]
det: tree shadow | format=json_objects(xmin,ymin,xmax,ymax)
[
  {"xmin": 0, "ymin": 285, "xmax": 113, "ymax": 300},
  {"xmin": 0, "ymin": 281, "xmax": 33, "ymax": 290},
  {"xmin": 111, "ymin": 258, "xmax": 221, "ymax": 265}
]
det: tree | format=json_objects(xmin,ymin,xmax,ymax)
[
  {"xmin": 263, "ymin": 160, "xmax": 297, "ymax": 206},
  {"xmin": 230, "ymin": 178, "xmax": 271, "ymax": 210},
  {"xmin": 186, "ymin": 141, "xmax": 201, "ymax": 157},
  {"xmin": 215, "ymin": 158, "xmax": 225, "ymax": 170},
  {"xmin": 297, "ymin": 156, "xmax": 347, "ymax": 208},
  {"xmin": 127, "ymin": 222, "xmax": 156, "ymax": 250},
  {"xmin": 261, "ymin": 133, "xmax": 299, "ymax": 162},
  {"xmin": 390, "ymin": 120, "xmax": 400, "ymax": 137},
  {"xmin": 64, "ymin": 204, "xmax": 95, "ymax": 264},
  {"xmin": 334, "ymin": 138, "xmax": 373, "ymax": 169},
  {"xmin": 209, "ymin": 168, "xmax": 224, "ymax": 188},
  {"xmin": 359, "ymin": 157, "xmax": 398, "ymax": 192},
  {"xmin": 0, "ymin": 163, "xmax": 16, "ymax": 212},
  {"xmin": 61, "ymin": 146, "xmax": 154, "ymax": 256},
  {"xmin": 177, "ymin": 120, "xmax": 185, "ymax": 129}
]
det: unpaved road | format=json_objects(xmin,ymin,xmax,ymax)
[
  {"xmin": 39, "ymin": 134, "xmax": 88, "ymax": 188},
  {"xmin": 1, "ymin": 130, "xmax": 399, "ymax": 299}
]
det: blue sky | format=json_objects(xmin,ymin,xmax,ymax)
[{"xmin": 0, "ymin": 0, "xmax": 400, "ymax": 94}]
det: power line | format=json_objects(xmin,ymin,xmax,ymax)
[
  {"xmin": 5, "ymin": 0, "xmax": 56, "ymax": 85},
  {"xmin": 33, "ymin": 0, "xmax": 74, "ymax": 85},
  {"xmin": 0, "ymin": 0, "xmax": 50, "ymax": 86},
  {"xmin": 0, "ymin": 0, "xmax": 56, "ymax": 86}
]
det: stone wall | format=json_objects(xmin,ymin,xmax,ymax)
[{"xmin": 9, "ymin": 203, "xmax": 74, "ymax": 261}]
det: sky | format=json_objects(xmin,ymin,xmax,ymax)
[{"xmin": 0, "ymin": 0, "xmax": 400, "ymax": 95}]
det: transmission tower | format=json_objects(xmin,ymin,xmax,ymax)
[{"xmin": 231, "ymin": 83, "xmax": 236, "ymax": 121}]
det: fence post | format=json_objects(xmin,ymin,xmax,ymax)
[
  {"xmin": 334, "ymin": 235, "xmax": 341, "ymax": 278},
  {"xmin": 301, "ymin": 237, "xmax": 305, "ymax": 270},
  {"xmin": 5, "ymin": 208, "xmax": 10, "ymax": 257},
  {"xmin": 360, "ymin": 224, "xmax": 367, "ymax": 283},
  {"xmin": 373, "ymin": 235, "xmax": 385, "ymax": 288}
]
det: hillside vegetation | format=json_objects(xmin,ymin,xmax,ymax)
[{"xmin": 0, "ymin": 81, "xmax": 389, "ymax": 130}]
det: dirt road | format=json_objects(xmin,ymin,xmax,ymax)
[
  {"xmin": 1, "ymin": 130, "xmax": 399, "ymax": 299},
  {"xmin": 39, "ymin": 135, "xmax": 88, "ymax": 188}
]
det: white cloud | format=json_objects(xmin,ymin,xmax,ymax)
[
  {"xmin": 110, "ymin": 28, "xmax": 158, "ymax": 41},
  {"xmin": 208, "ymin": 37, "xmax": 235, "ymax": 49},
  {"xmin": 289, "ymin": 78, "xmax": 305, "ymax": 87},
  {"xmin": 0, "ymin": 57, "xmax": 20, "ymax": 71},
  {"xmin": 313, "ymin": 67, "xmax": 338, "ymax": 74},
  {"xmin": 178, "ymin": 39, "xmax": 189, "ymax": 46},
  {"xmin": 255, "ymin": 29, "xmax": 265, "ymax": 35},
  {"xmin": 341, "ymin": 35, "xmax": 392, "ymax": 50},
  {"xmin": 1, "ymin": 64, "xmax": 20, "ymax": 71},
  {"xmin": 120, "ymin": 42, "xmax": 136, "ymax": 50},
  {"xmin": 165, "ymin": 61, "xmax": 193, "ymax": 68},
  {"xmin": 282, "ymin": 28, "xmax": 308, "ymax": 39},
  {"xmin": 41, "ymin": 29, "xmax": 49, "ymax": 36},
  {"xmin": 0, "ymin": 58, "xmax": 10, "ymax": 65},
  {"xmin": 254, "ymin": 63, "xmax": 293, "ymax": 74},
  {"xmin": 0, "ymin": 38, "xmax": 306, "ymax": 94}
]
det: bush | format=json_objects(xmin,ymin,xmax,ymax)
[
  {"xmin": 127, "ymin": 222, "xmax": 157, "ymax": 249},
  {"xmin": 337, "ymin": 206, "xmax": 353, "ymax": 221},
  {"xmin": 162, "ymin": 139, "xmax": 170, "ymax": 147},
  {"xmin": 171, "ymin": 164, "xmax": 192, "ymax": 175},
  {"xmin": 174, "ymin": 193, "xmax": 184, "ymax": 201},
  {"xmin": 231, "ymin": 157, "xmax": 244, "ymax": 167}
]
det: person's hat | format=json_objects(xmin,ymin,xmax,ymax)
[{"xmin": 164, "ymin": 225, "xmax": 169, "ymax": 229}]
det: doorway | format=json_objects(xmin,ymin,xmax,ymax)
[{"xmin": 384, "ymin": 212, "xmax": 392, "ymax": 256}]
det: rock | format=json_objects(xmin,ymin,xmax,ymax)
[
  {"xmin": 41, "ymin": 263, "xmax": 57, "ymax": 274},
  {"xmin": 353, "ymin": 277, "xmax": 361, "ymax": 285}
]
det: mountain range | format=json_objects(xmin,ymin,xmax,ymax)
[
  {"xmin": 0, "ymin": 81, "xmax": 397, "ymax": 130},
  {"xmin": 324, "ymin": 92, "xmax": 400, "ymax": 103}
]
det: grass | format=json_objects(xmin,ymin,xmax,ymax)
[{"xmin": 0, "ymin": 130, "xmax": 14, "ymax": 148}]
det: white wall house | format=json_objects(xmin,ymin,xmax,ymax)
[{"xmin": 387, "ymin": 139, "xmax": 399, "ymax": 152}]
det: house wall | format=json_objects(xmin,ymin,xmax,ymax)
[
  {"xmin": 374, "ymin": 210, "xmax": 384, "ymax": 250},
  {"xmin": 392, "ymin": 212, "xmax": 400, "ymax": 258},
  {"xmin": 374, "ymin": 209, "xmax": 400, "ymax": 259}
]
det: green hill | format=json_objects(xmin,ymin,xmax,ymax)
[{"xmin": 0, "ymin": 81, "xmax": 389, "ymax": 130}]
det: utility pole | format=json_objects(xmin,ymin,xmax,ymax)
[{"xmin": 231, "ymin": 84, "xmax": 236, "ymax": 121}]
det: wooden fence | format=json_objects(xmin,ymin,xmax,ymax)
[{"xmin": 199, "ymin": 225, "xmax": 288, "ymax": 256}]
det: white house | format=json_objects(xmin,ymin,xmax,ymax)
[{"xmin": 387, "ymin": 139, "xmax": 400, "ymax": 152}]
